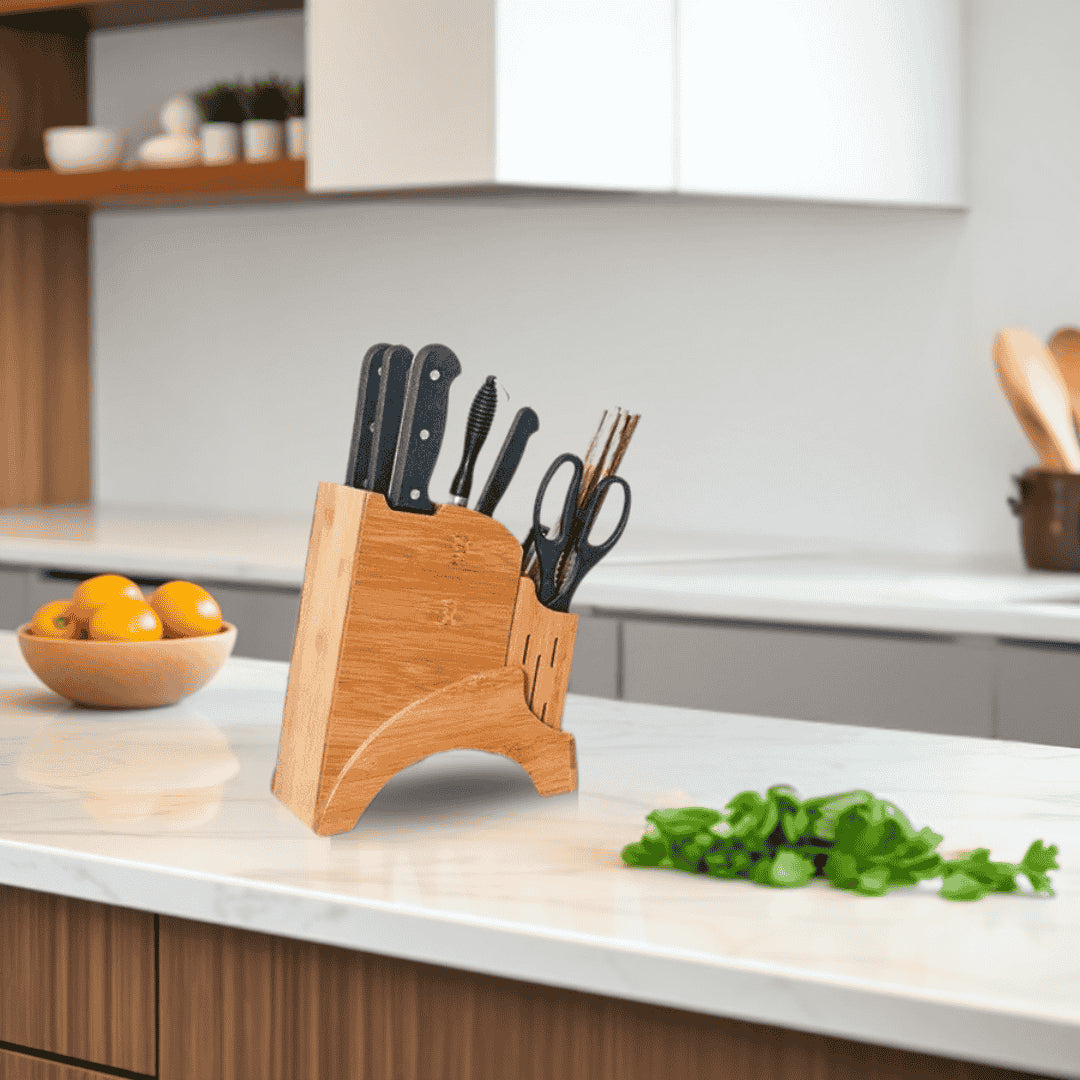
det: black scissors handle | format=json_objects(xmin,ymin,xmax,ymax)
[
  {"xmin": 548, "ymin": 474, "xmax": 630, "ymax": 612},
  {"xmin": 531, "ymin": 453, "xmax": 584, "ymax": 607}
]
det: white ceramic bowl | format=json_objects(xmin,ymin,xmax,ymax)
[{"xmin": 43, "ymin": 126, "xmax": 125, "ymax": 173}]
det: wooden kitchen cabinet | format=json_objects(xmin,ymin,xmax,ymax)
[
  {"xmin": 0, "ymin": 885, "xmax": 155, "ymax": 1075},
  {"xmin": 621, "ymin": 616, "xmax": 994, "ymax": 737},
  {"xmin": 0, "ymin": 1047, "xmax": 121, "ymax": 1080},
  {"xmin": 995, "ymin": 639, "xmax": 1080, "ymax": 747},
  {"xmin": 677, "ymin": 0, "xmax": 965, "ymax": 206},
  {"xmin": 308, "ymin": 0, "xmax": 675, "ymax": 193}
]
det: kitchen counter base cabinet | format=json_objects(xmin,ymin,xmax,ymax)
[
  {"xmin": 566, "ymin": 611, "xmax": 619, "ymax": 699},
  {"xmin": 0, "ymin": 885, "xmax": 155, "ymax": 1075},
  {"xmin": 622, "ymin": 617, "xmax": 994, "ymax": 736},
  {"xmin": 995, "ymin": 639, "xmax": 1080, "ymax": 746},
  {"xmin": 0, "ymin": 1048, "xmax": 124, "ymax": 1080},
  {"xmin": 155, "ymin": 915, "xmax": 1047, "ymax": 1080}
]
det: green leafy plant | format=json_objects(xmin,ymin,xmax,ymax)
[
  {"xmin": 621, "ymin": 786, "xmax": 1059, "ymax": 902},
  {"xmin": 282, "ymin": 79, "xmax": 304, "ymax": 119},
  {"xmin": 193, "ymin": 84, "xmax": 245, "ymax": 124},
  {"xmin": 239, "ymin": 78, "xmax": 290, "ymax": 122}
]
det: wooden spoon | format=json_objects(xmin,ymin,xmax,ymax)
[
  {"xmin": 1047, "ymin": 325, "xmax": 1080, "ymax": 423},
  {"xmin": 995, "ymin": 327, "xmax": 1080, "ymax": 472}
]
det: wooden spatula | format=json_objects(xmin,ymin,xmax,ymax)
[
  {"xmin": 1047, "ymin": 325, "xmax": 1080, "ymax": 424},
  {"xmin": 995, "ymin": 327, "xmax": 1080, "ymax": 472}
]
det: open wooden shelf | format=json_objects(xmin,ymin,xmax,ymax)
[
  {"xmin": 0, "ymin": 0, "xmax": 302, "ymax": 31},
  {"xmin": 0, "ymin": 158, "xmax": 306, "ymax": 207}
]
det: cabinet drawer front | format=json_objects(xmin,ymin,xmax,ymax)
[
  {"xmin": 567, "ymin": 613, "xmax": 619, "ymax": 699},
  {"xmin": 996, "ymin": 641, "xmax": 1080, "ymax": 747},
  {"xmin": 623, "ymin": 619, "xmax": 992, "ymax": 737},
  {"xmin": 0, "ymin": 886, "xmax": 155, "ymax": 1074},
  {"xmin": 0, "ymin": 565, "xmax": 29, "ymax": 630},
  {"xmin": 0, "ymin": 1046, "xmax": 123, "ymax": 1080}
]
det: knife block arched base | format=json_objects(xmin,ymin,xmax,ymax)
[
  {"xmin": 317, "ymin": 667, "xmax": 577, "ymax": 835},
  {"xmin": 271, "ymin": 482, "xmax": 580, "ymax": 836}
]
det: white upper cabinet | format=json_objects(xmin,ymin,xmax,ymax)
[
  {"xmin": 308, "ymin": 0, "xmax": 964, "ymax": 207},
  {"xmin": 307, "ymin": 0, "xmax": 675, "ymax": 193},
  {"xmin": 677, "ymin": 0, "xmax": 965, "ymax": 206}
]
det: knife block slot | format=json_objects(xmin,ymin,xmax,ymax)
[{"xmin": 271, "ymin": 481, "xmax": 578, "ymax": 836}]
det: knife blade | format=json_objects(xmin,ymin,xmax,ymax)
[
  {"xmin": 475, "ymin": 407, "xmax": 539, "ymax": 516},
  {"xmin": 364, "ymin": 344, "xmax": 413, "ymax": 494},
  {"xmin": 386, "ymin": 344, "xmax": 462, "ymax": 514},
  {"xmin": 345, "ymin": 342, "xmax": 390, "ymax": 488}
]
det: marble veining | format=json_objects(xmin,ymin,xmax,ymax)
[{"xmin": 0, "ymin": 634, "xmax": 1076, "ymax": 1076}]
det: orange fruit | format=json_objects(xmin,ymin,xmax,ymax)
[
  {"xmin": 71, "ymin": 574, "xmax": 143, "ymax": 629},
  {"xmin": 148, "ymin": 581, "xmax": 223, "ymax": 638},
  {"xmin": 29, "ymin": 599, "xmax": 81, "ymax": 639},
  {"xmin": 87, "ymin": 597, "xmax": 163, "ymax": 642}
]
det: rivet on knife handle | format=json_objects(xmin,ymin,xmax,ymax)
[
  {"xmin": 475, "ymin": 407, "xmax": 539, "ymax": 517},
  {"xmin": 387, "ymin": 344, "xmax": 462, "ymax": 514},
  {"xmin": 345, "ymin": 342, "xmax": 390, "ymax": 488},
  {"xmin": 364, "ymin": 345, "xmax": 413, "ymax": 495}
]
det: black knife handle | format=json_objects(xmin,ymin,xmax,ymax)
[
  {"xmin": 450, "ymin": 376, "xmax": 497, "ymax": 505},
  {"xmin": 387, "ymin": 344, "xmax": 462, "ymax": 514},
  {"xmin": 475, "ymin": 407, "xmax": 539, "ymax": 516},
  {"xmin": 364, "ymin": 345, "xmax": 413, "ymax": 495},
  {"xmin": 345, "ymin": 342, "xmax": 390, "ymax": 488}
]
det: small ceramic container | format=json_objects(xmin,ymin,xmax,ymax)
[
  {"xmin": 200, "ymin": 122, "xmax": 240, "ymax": 165},
  {"xmin": 242, "ymin": 119, "xmax": 283, "ymax": 163},
  {"xmin": 285, "ymin": 117, "xmax": 305, "ymax": 160},
  {"xmin": 43, "ymin": 127, "xmax": 125, "ymax": 173}
]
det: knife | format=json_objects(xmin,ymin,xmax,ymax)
[
  {"xmin": 475, "ymin": 407, "xmax": 539, "ymax": 516},
  {"xmin": 364, "ymin": 344, "xmax": 413, "ymax": 494},
  {"xmin": 386, "ymin": 344, "xmax": 462, "ymax": 514},
  {"xmin": 450, "ymin": 376, "xmax": 497, "ymax": 506},
  {"xmin": 345, "ymin": 342, "xmax": 390, "ymax": 488}
]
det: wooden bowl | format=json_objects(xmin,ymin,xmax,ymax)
[{"xmin": 16, "ymin": 623, "xmax": 237, "ymax": 709}]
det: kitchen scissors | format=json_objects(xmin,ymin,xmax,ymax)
[{"xmin": 528, "ymin": 452, "xmax": 631, "ymax": 612}]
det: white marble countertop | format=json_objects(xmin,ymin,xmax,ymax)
[
  {"xmin": 0, "ymin": 634, "xmax": 1076, "ymax": 1077},
  {"xmin": 4, "ymin": 503, "xmax": 1080, "ymax": 642}
]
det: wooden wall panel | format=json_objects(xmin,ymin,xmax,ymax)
[
  {"xmin": 0, "ymin": 886, "xmax": 156, "ymax": 1075},
  {"xmin": 159, "ymin": 915, "xmax": 1051, "ymax": 1080},
  {"xmin": 0, "ymin": 1045, "xmax": 125, "ymax": 1080},
  {"xmin": 0, "ymin": 22, "xmax": 89, "ymax": 508}
]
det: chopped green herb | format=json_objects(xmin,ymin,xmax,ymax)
[{"xmin": 621, "ymin": 786, "xmax": 1059, "ymax": 902}]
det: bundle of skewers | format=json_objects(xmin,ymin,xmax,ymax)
[{"xmin": 523, "ymin": 407, "xmax": 641, "ymax": 598}]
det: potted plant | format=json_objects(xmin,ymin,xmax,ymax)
[
  {"xmin": 283, "ymin": 79, "xmax": 305, "ymax": 160},
  {"xmin": 194, "ymin": 83, "xmax": 245, "ymax": 165},
  {"xmin": 239, "ymin": 78, "xmax": 288, "ymax": 163}
]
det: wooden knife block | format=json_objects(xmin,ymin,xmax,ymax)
[{"xmin": 271, "ymin": 482, "xmax": 578, "ymax": 836}]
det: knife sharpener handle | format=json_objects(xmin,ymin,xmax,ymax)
[{"xmin": 451, "ymin": 376, "xmax": 498, "ymax": 505}]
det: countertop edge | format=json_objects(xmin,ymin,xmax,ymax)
[{"xmin": 0, "ymin": 842, "xmax": 1075, "ymax": 1079}]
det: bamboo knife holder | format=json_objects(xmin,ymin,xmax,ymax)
[{"xmin": 272, "ymin": 482, "xmax": 579, "ymax": 836}]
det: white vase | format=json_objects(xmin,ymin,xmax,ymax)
[
  {"xmin": 242, "ymin": 120, "xmax": 283, "ymax": 163},
  {"xmin": 200, "ymin": 122, "xmax": 239, "ymax": 165},
  {"xmin": 285, "ymin": 117, "xmax": 305, "ymax": 160}
]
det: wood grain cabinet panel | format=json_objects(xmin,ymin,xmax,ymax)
[
  {"xmin": 622, "ymin": 618, "xmax": 993, "ymax": 737},
  {"xmin": 158, "ymin": 914, "xmax": 1042, "ymax": 1080},
  {"xmin": 0, "ymin": 885, "xmax": 155, "ymax": 1075},
  {"xmin": 0, "ymin": 1046, "xmax": 123, "ymax": 1080}
]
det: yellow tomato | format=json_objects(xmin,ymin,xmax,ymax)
[
  {"xmin": 148, "ymin": 581, "xmax": 223, "ymax": 638},
  {"xmin": 29, "ymin": 600, "xmax": 81, "ymax": 639},
  {"xmin": 87, "ymin": 598, "xmax": 163, "ymax": 642},
  {"xmin": 71, "ymin": 574, "xmax": 144, "ymax": 629}
]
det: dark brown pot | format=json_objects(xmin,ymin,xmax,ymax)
[{"xmin": 1009, "ymin": 469, "xmax": 1080, "ymax": 571}]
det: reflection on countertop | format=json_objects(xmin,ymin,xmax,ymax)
[{"xmin": 16, "ymin": 709, "xmax": 239, "ymax": 829}]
